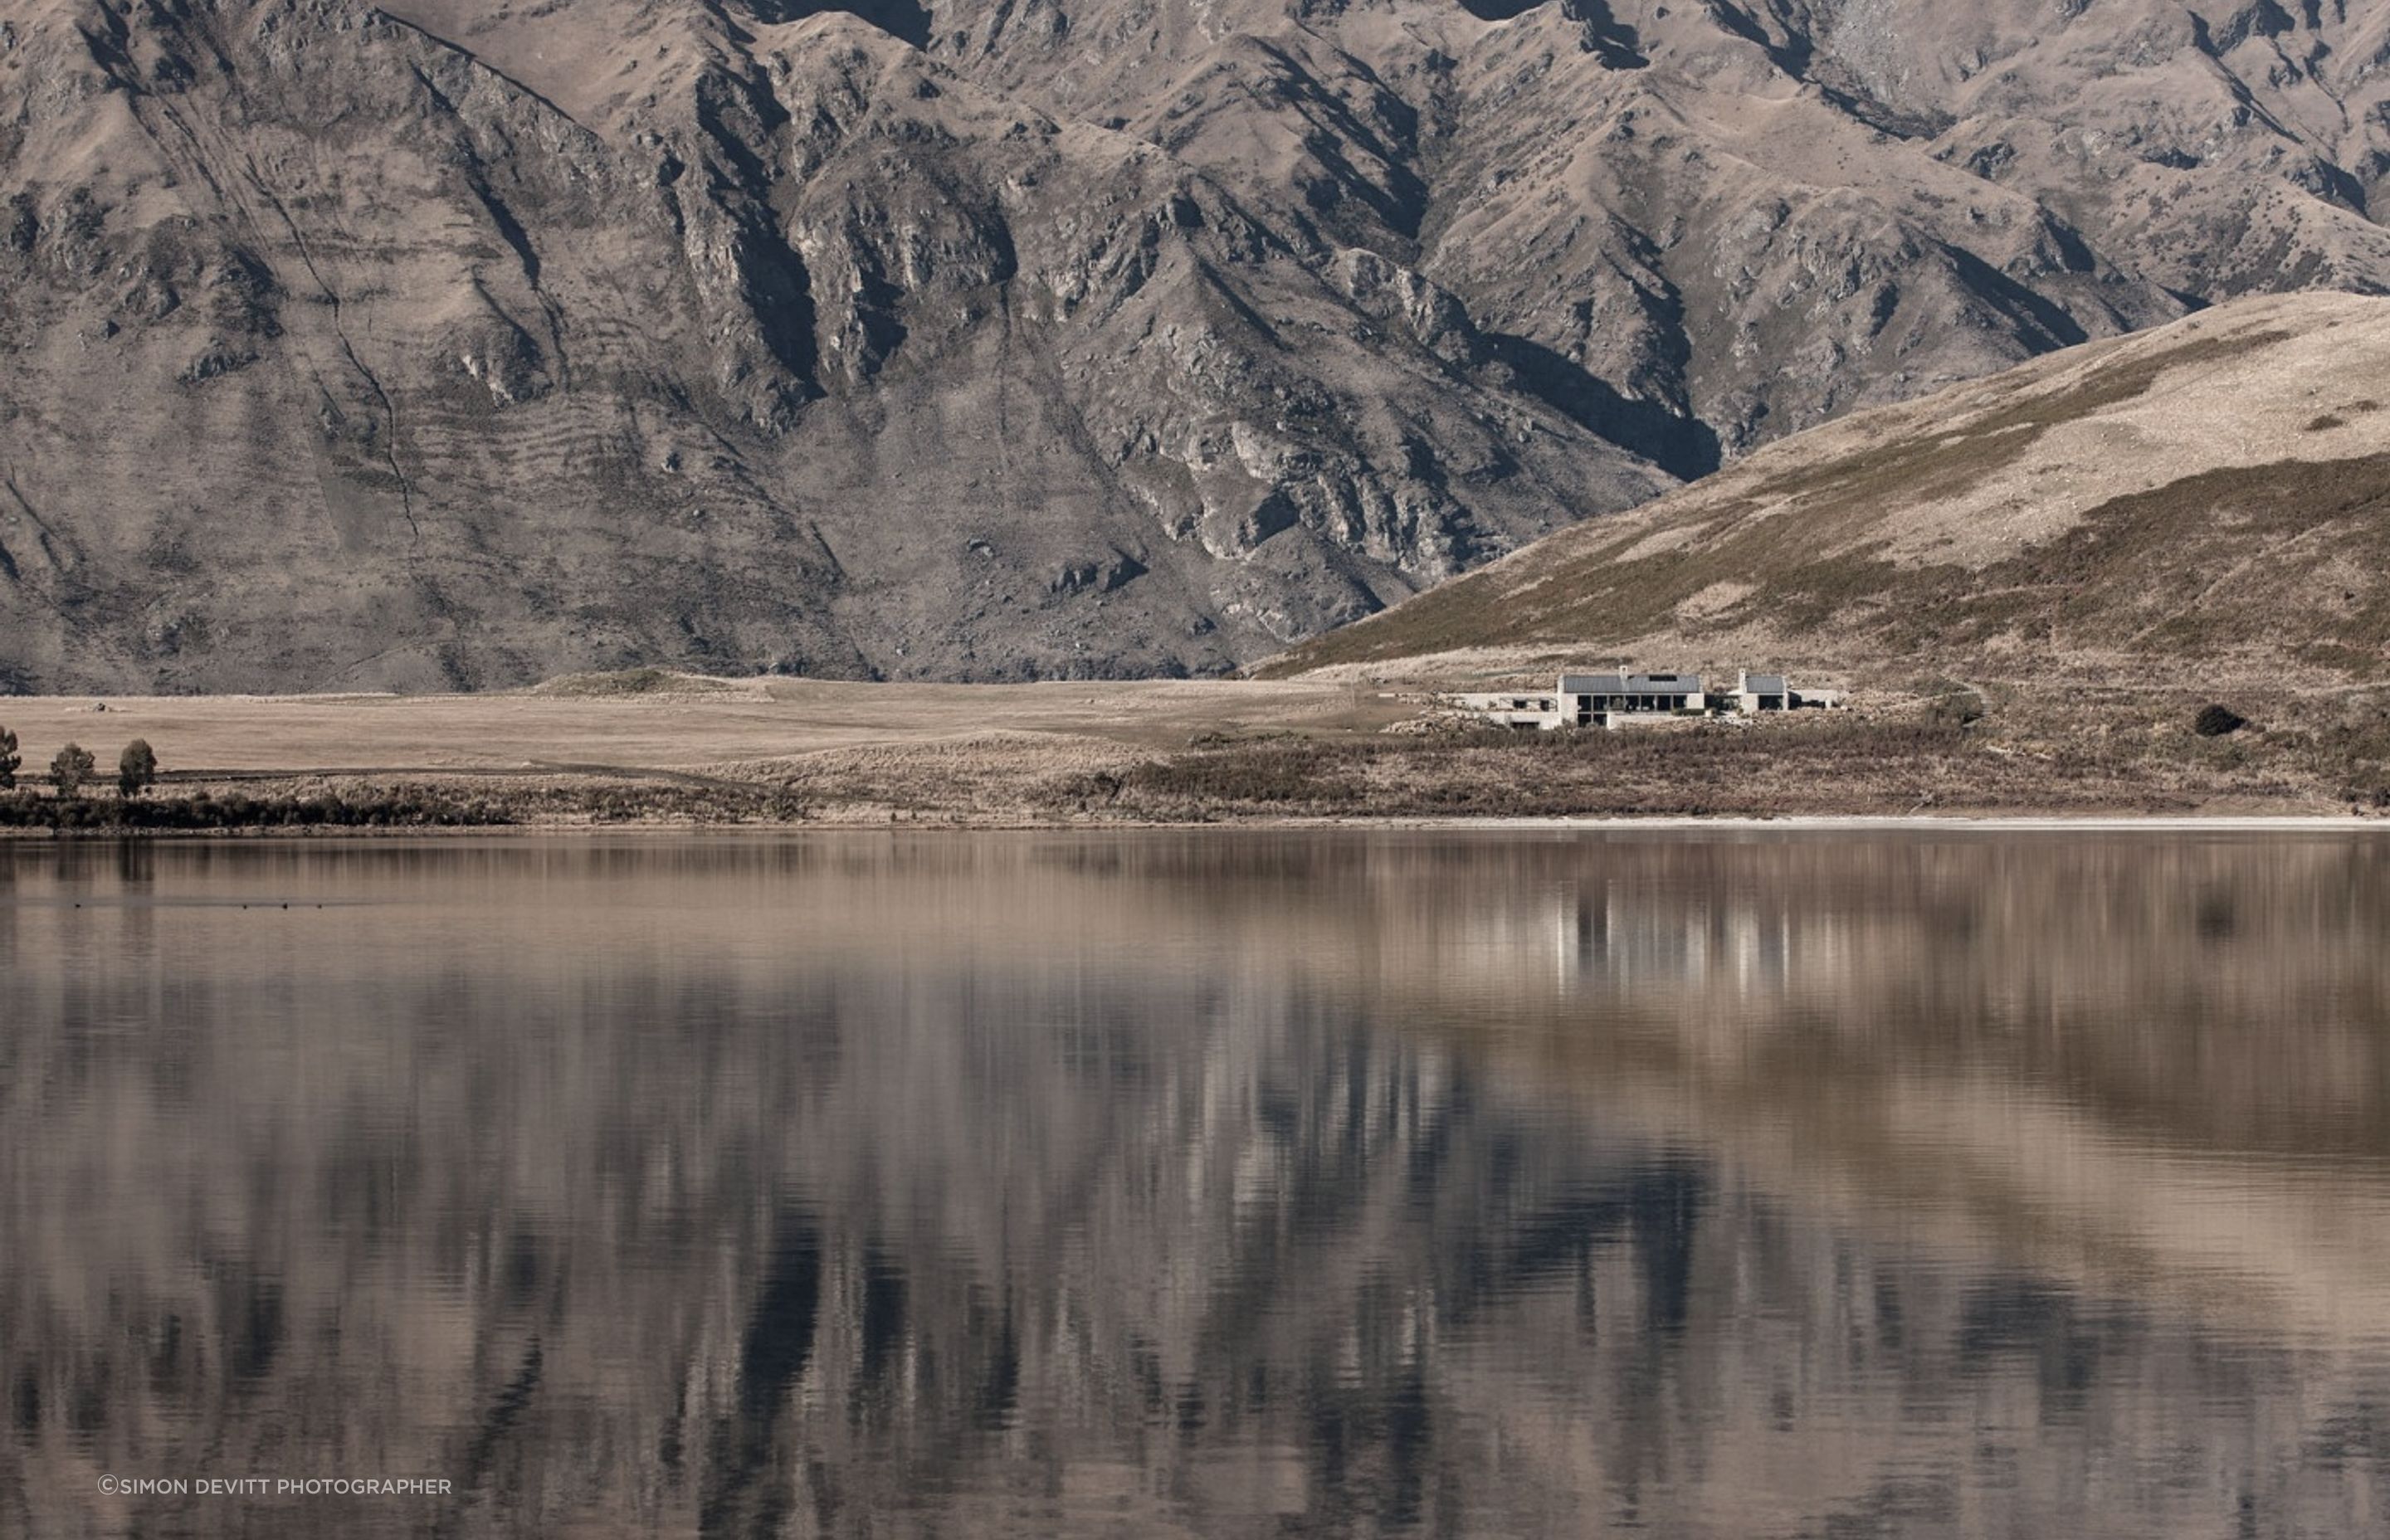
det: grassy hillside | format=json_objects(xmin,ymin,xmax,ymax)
[{"xmin": 1261, "ymin": 294, "xmax": 2390, "ymax": 689}]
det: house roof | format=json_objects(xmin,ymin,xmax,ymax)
[
  {"xmin": 1559, "ymin": 673, "xmax": 1704, "ymax": 694},
  {"xmin": 1742, "ymin": 674, "xmax": 1788, "ymax": 694}
]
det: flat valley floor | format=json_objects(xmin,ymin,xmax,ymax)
[{"xmin": 0, "ymin": 670, "xmax": 2386, "ymax": 827}]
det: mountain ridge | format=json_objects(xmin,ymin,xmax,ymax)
[{"xmin": 7, "ymin": 1, "xmax": 2390, "ymax": 690}]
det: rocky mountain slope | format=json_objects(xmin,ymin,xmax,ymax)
[
  {"xmin": 8, "ymin": 1, "xmax": 2390, "ymax": 690},
  {"xmin": 1262, "ymin": 291, "xmax": 2390, "ymax": 685}
]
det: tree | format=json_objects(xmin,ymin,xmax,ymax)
[
  {"xmin": 119, "ymin": 739, "xmax": 158, "ymax": 798},
  {"xmin": 0, "ymin": 724, "xmax": 17, "ymax": 790},
  {"xmin": 51, "ymin": 743, "xmax": 95, "ymax": 798}
]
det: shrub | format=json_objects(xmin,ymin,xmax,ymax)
[
  {"xmin": 0, "ymin": 724, "xmax": 17, "ymax": 790},
  {"xmin": 2194, "ymin": 704, "xmax": 2249, "ymax": 738},
  {"xmin": 1925, "ymin": 688, "xmax": 1986, "ymax": 729}
]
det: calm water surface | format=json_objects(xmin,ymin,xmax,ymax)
[{"xmin": 4, "ymin": 831, "xmax": 2390, "ymax": 1538}]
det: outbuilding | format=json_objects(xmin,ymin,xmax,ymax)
[{"xmin": 1735, "ymin": 672, "xmax": 1789, "ymax": 713}]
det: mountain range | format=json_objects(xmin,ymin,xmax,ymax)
[{"xmin": 7, "ymin": 0, "xmax": 2390, "ymax": 690}]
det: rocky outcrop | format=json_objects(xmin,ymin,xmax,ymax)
[{"xmin": 5, "ymin": 0, "xmax": 2390, "ymax": 690}]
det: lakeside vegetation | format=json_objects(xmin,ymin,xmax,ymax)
[
  {"xmin": 0, "ymin": 789, "xmax": 519, "ymax": 831},
  {"xmin": 1042, "ymin": 705, "xmax": 2368, "ymax": 821}
]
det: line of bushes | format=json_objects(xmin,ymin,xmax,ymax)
[{"xmin": 0, "ymin": 790, "xmax": 515, "ymax": 831}]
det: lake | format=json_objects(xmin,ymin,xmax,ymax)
[{"xmin": 3, "ymin": 831, "xmax": 2388, "ymax": 1538}]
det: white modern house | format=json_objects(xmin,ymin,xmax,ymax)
[
  {"xmin": 1559, "ymin": 672, "xmax": 1706, "ymax": 724},
  {"xmin": 1446, "ymin": 669, "xmax": 1828, "ymax": 730}
]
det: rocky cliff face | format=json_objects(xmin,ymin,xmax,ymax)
[{"xmin": 4, "ymin": 0, "xmax": 2388, "ymax": 690}]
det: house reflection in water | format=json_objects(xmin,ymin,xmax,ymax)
[{"xmin": 1555, "ymin": 883, "xmax": 1811, "ymax": 997}]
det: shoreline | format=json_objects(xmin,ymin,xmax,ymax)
[{"xmin": 7, "ymin": 811, "xmax": 2390, "ymax": 842}]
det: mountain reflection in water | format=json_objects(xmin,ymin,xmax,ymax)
[{"xmin": 4, "ymin": 832, "xmax": 2389, "ymax": 1538}]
